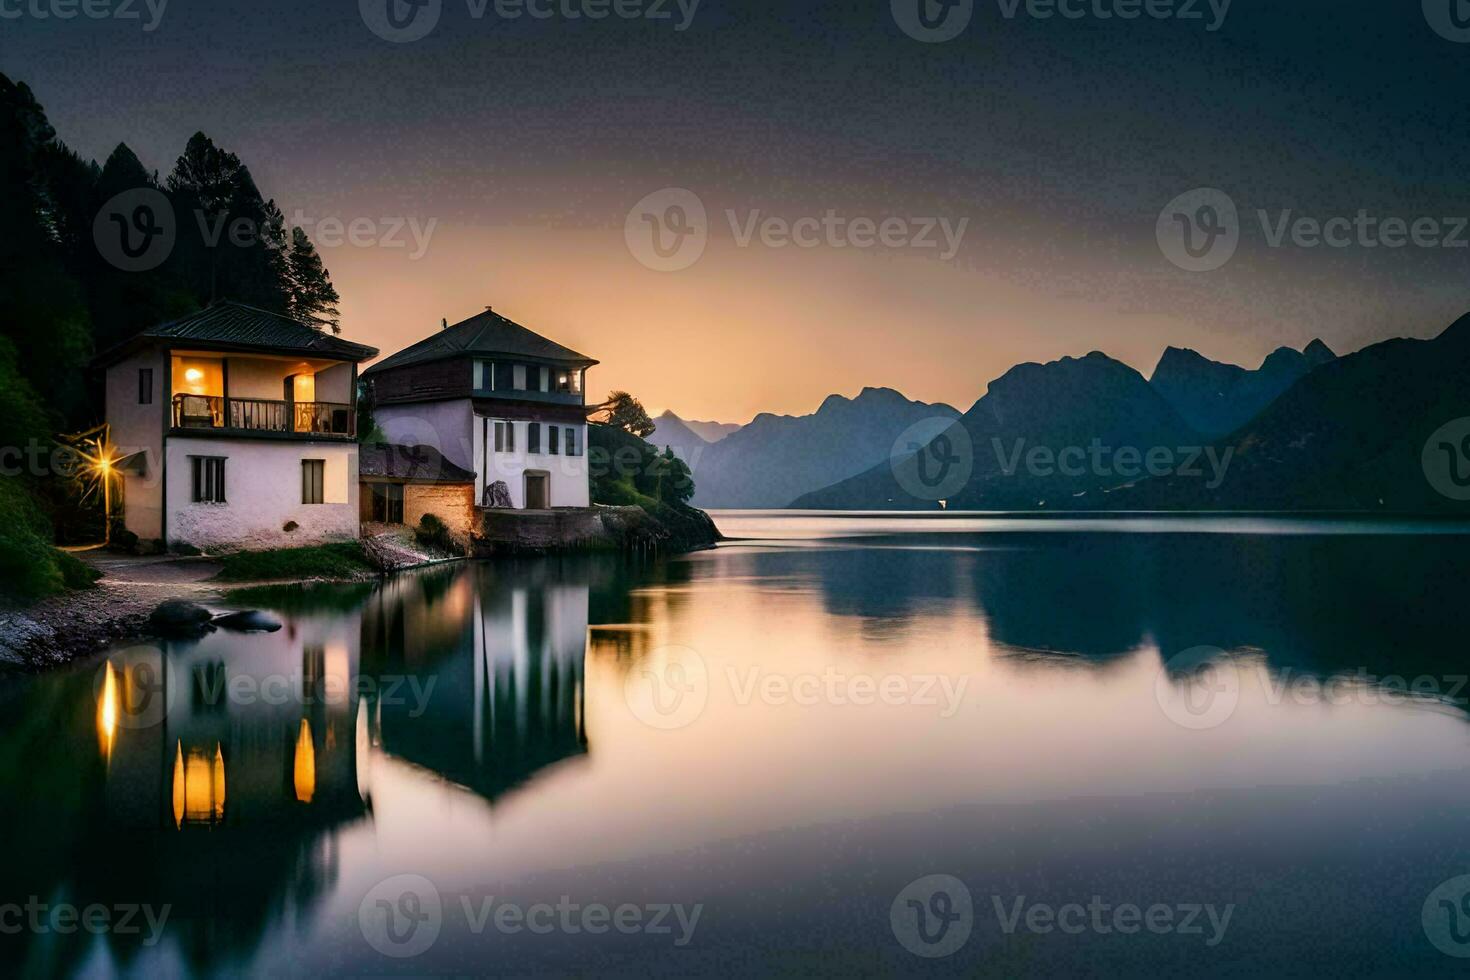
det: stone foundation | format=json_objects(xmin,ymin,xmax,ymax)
[{"xmin": 474, "ymin": 504, "xmax": 719, "ymax": 556}]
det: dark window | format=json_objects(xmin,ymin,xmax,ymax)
[
  {"xmin": 474, "ymin": 359, "xmax": 495, "ymax": 391},
  {"xmin": 538, "ymin": 366, "xmax": 550, "ymax": 392},
  {"xmin": 566, "ymin": 426, "xmax": 580, "ymax": 457},
  {"xmin": 370, "ymin": 483, "xmax": 404, "ymax": 523},
  {"xmin": 549, "ymin": 425, "xmax": 560, "ymax": 455},
  {"xmin": 527, "ymin": 422, "xmax": 541, "ymax": 454},
  {"xmin": 138, "ymin": 368, "xmax": 153, "ymax": 405},
  {"xmin": 302, "ymin": 459, "xmax": 325, "ymax": 504},
  {"xmin": 191, "ymin": 456, "xmax": 226, "ymax": 503},
  {"xmin": 494, "ymin": 420, "xmax": 517, "ymax": 452}
]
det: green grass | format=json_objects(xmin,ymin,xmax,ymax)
[
  {"xmin": 221, "ymin": 580, "xmax": 378, "ymax": 613},
  {"xmin": 0, "ymin": 478, "xmax": 100, "ymax": 603},
  {"xmin": 213, "ymin": 542, "xmax": 378, "ymax": 582}
]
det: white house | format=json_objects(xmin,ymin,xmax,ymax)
[
  {"xmin": 98, "ymin": 302, "xmax": 380, "ymax": 552},
  {"xmin": 362, "ymin": 307, "xmax": 597, "ymax": 511}
]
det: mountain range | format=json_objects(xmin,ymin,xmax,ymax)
[
  {"xmin": 652, "ymin": 389, "xmax": 959, "ymax": 509},
  {"xmin": 1149, "ymin": 339, "xmax": 1336, "ymax": 437},
  {"xmin": 791, "ymin": 319, "xmax": 1470, "ymax": 513}
]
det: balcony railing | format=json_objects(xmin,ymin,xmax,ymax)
[{"xmin": 172, "ymin": 395, "xmax": 355, "ymax": 437}]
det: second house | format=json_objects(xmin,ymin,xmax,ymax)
[{"xmin": 363, "ymin": 308, "xmax": 597, "ymax": 511}]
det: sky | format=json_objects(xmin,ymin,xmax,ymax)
[{"xmin": 6, "ymin": 0, "xmax": 1470, "ymax": 422}]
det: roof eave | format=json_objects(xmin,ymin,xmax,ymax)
[{"xmin": 93, "ymin": 335, "xmax": 378, "ymax": 367}]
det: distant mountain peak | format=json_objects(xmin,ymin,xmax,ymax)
[
  {"xmin": 1303, "ymin": 338, "xmax": 1336, "ymax": 365},
  {"xmin": 1151, "ymin": 345, "xmax": 1214, "ymax": 380}
]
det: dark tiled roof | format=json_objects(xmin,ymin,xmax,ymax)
[
  {"xmin": 360, "ymin": 444, "xmax": 476, "ymax": 483},
  {"xmin": 95, "ymin": 302, "xmax": 378, "ymax": 364},
  {"xmin": 363, "ymin": 308, "xmax": 597, "ymax": 376}
]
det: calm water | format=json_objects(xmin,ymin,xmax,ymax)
[{"xmin": 5, "ymin": 513, "xmax": 1470, "ymax": 978}]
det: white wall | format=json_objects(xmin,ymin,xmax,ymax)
[
  {"xmin": 375, "ymin": 401, "xmax": 588, "ymax": 509},
  {"xmin": 474, "ymin": 416, "xmax": 589, "ymax": 509},
  {"xmin": 166, "ymin": 436, "xmax": 359, "ymax": 551},
  {"xmin": 105, "ymin": 351, "xmax": 166, "ymax": 540}
]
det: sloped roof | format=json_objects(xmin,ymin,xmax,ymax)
[
  {"xmin": 94, "ymin": 301, "xmax": 378, "ymax": 365},
  {"xmin": 360, "ymin": 443, "xmax": 476, "ymax": 483},
  {"xmin": 363, "ymin": 308, "xmax": 597, "ymax": 376}
]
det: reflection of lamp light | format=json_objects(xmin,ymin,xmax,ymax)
[
  {"xmin": 184, "ymin": 368, "xmax": 203, "ymax": 383},
  {"xmin": 294, "ymin": 719, "xmax": 316, "ymax": 804},
  {"xmin": 97, "ymin": 661, "xmax": 118, "ymax": 762}
]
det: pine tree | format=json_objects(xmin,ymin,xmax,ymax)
[
  {"xmin": 166, "ymin": 132, "xmax": 290, "ymax": 312},
  {"xmin": 286, "ymin": 226, "xmax": 341, "ymax": 333}
]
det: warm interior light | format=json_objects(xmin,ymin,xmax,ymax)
[
  {"xmin": 185, "ymin": 368, "xmax": 203, "ymax": 383},
  {"xmin": 173, "ymin": 740, "xmax": 227, "ymax": 827}
]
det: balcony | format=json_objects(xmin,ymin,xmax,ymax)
[{"xmin": 172, "ymin": 394, "xmax": 355, "ymax": 437}]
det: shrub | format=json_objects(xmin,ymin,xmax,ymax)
[
  {"xmin": 414, "ymin": 513, "xmax": 462, "ymax": 556},
  {"xmin": 0, "ymin": 478, "xmax": 96, "ymax": 602},
  {"xmin": 109, "ymin": 526, "xmax": 139, "ymax": 555},
  {"xmin": 56, "ymin": 549, "xmax": 102, "ymax": 590}
]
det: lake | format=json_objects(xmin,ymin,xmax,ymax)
[{"xmin": 4, "ymin": 513, "xmax": 1470, "ymax": 977}]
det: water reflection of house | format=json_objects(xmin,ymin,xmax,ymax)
[
  {"xmin": 92, "ymin": 616, "xmax": 370, "ymax": 965},
  {"xmin": 368, "ymin": 568, "xmax": 590, "ymax": 804}
]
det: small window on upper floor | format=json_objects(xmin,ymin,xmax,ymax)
[
  {"xmin": 549, "ymin": 425, "xmax": 560, "ymax": 455},
  {"xmin": 513, "ymin": 364, "xmax": 527, "ymax": 390},
  {"xmin": 538, "ymin": 366, "xmax": 549, "ymax": 392},
  {"xmin": 474, "ymin": 359, "xmax": 495, "ymax": 391},
  {"xmin": 527, "ymin": 422, "xmax": 541, "ymax": 454},
  {"xmin": 138, "ymin": 368, "xmax": 154, "ymax": 405}
]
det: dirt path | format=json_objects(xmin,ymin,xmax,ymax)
[{"xmin": 0, "ymin": 551, "xmax": 224, "ymax": 671}]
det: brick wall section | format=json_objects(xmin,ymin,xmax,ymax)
[{"xmin": 405, "ymin": 484, "xmax": 475, "ymax": 538}]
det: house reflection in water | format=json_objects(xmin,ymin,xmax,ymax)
[
  {"xmin": 23, "ymin": 563, "xmax": 592, "ymax": 975},
  {"xmin": 88, "ymin": 611, "xmax": 370, "ymax": 969},
  {"xmin": 361, "ymin": 563, "xmax": 590, "ymax": 805}
]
